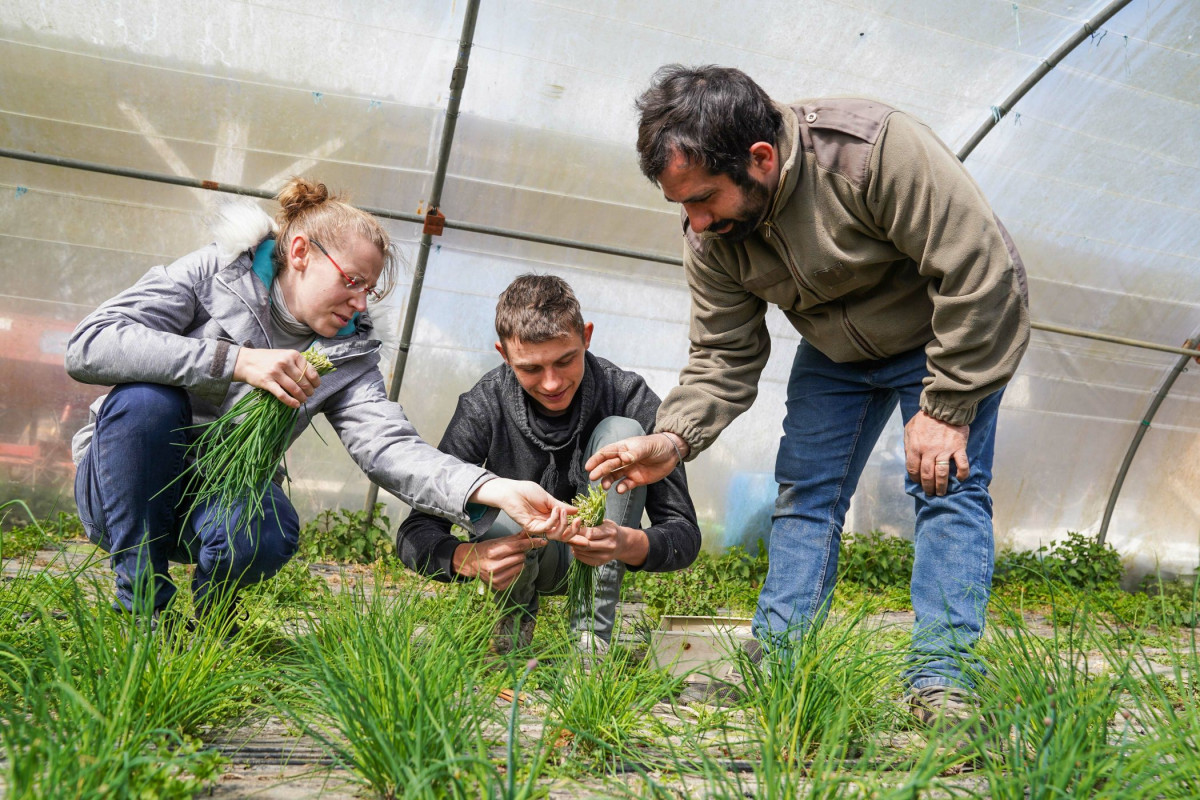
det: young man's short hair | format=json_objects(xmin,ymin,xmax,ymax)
[{"xmin": 495, "ymin": 273, "xmax": 585, "ymax": 345}]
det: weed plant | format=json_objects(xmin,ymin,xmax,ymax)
[
  {"xmin": 632, "ymin": 528, "xmax": 1198, "ymax": 633},
  {"xmin": 240, "ymin": 556, "xmax": 330, "ymax": 609},
  {"xmin": 994, "ymin": 530, "xmax": 1124, "ymax": 591},
  {"xmin": 280, "ymin": 576, "xmax": 505, "ymax": 799},
  {"xmin": 0, "ymin": 507, "xmax": 84, "ymax": 559},
  {"xmin": 837, "ymin": 530, "xmax": 915, "ymax": 591},
  {"xmin": 626, "ymin": 544, "xmax": 766, "ymax": 619},
  {"xmin": 297, "ymin": 503, "xmax": 394, "ymax": 563}
]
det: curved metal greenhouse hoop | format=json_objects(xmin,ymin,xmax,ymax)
[{"xmin": 954, "ymin": 0, "xmax": 1200, "ymax": 546}]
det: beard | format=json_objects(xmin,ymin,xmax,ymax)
[{"xmin": 712, "ymin": 177, "xmax": 772, "ymax": 243}]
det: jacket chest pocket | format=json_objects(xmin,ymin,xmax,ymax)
[
  {"xmin": 812, "ymin": 261, "xmax": 855, "ymax": 289},
  {"xmin": 743, "ymin": 266, "xmax": 800, "ymax": 309}
]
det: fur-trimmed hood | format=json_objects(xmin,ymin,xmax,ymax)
[{"xmin": 209, "ymin": 198, "xmax": 277, "ymax": 265}]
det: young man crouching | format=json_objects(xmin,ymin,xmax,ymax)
[{"xmin": 397, "ymin": 274, "xmax": 700, "ymax": 654}]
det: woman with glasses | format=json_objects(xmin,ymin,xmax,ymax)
[{"xmin": 66, "ymin": 176, "xmax": 567, "ymax": 629}]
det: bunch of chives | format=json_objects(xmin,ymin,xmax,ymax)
[
  {"xmin": 567, "ymin": 484, "xmax": 606, "ymax": 627},
  {"xmin": 178, "ymin": 347, "xmax": 335, "ymax": 532}
]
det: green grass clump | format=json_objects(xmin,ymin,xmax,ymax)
[
  {"xmin": 965, "ymin": 602, "xmax": 1157, "ymax": 798},
  {"xmin": 739, "ymin": 610, "xmax": 905, "ymax": 764},
  {"xmin": 0, "ymin": 577, "xmax": 267, "ymax": 797},
  {"xmin": 539, "ymin": 644, "xmax": 681, "ymax": 768},
  {"xmin": 280, "ymin": 577, "xmax": 503, "ymax": 799}
]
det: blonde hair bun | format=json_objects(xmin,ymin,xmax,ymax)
[{"xmin": 276, "ymin": 177, "xmax": 336, "ymax": 224}]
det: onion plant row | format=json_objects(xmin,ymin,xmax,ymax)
[
  {"xmin": 1, "ymin": 513, "xmax": 272, "ymax": 798},
  {"xmin": 5, "ymin": 501, "xmax": 1200, "ymax": 798}
]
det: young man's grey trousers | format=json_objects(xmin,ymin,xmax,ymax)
[{"xmin": 477, "ymin": 416, "xmax": 647, "ymax": 642}]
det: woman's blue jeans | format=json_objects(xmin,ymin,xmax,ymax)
[
  {"xmin": 74, "ymin": 383, "xmax": 300, "ymax": 614},
  {"xmin": 753, "ymin": 342, "xmax": 1003, "ymax": 690}
]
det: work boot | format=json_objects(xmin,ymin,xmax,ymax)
[
  {"xmin": 490, "ymin": 611, "xmax": 536, "ymax": 656},
  {"xmin": 576, "ymin": 630, "xmax": 611, "ymax": 671},
  {"xmin": 194, "ymin": 593, "xmax": 246, "ymax": 642},
  {"xmin": 908, "ymin": 685, "xmax": 979, "ymax": 733},
  {"xmin": 909, "ymin": 684, "xmax": 1004, "ymax": 769},
  {"xmin": 148, "ymin": 605, "xmax": 197, "ymax": 644}
]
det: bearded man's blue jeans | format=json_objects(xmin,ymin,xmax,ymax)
[
  {"xmin": 74, "ymin": 383, "xmax": 300, "ymax": 614},
  {"xmin": 753, "ymin": 342, "xmax": 1003, "ymax": 690}
]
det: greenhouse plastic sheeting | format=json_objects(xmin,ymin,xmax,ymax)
[{"xmin": 1, "ymin": 0, "xmax": 1197, "ymax": 579}]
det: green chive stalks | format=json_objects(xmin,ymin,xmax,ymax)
[
  {"xmin": 567, "ymin": 485, "xmax": 606, "ymax": 631},
  {"xmin": 177, "ymin": 347, "xmax": 335, "ymax": 532}
]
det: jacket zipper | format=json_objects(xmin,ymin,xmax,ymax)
[
  {"xmin": 216, "ymin": 274, "xmax": 273, "ymax": 346},
  {"xmin": 766, "ymin": 223, "xmax": 821, "ymax": 300},
  {"xmin": 327, "ymin": 342, "xmax": 382, "ymax": 363}
]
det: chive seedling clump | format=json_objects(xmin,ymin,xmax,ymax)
[
  {"xmin": 567, "ymin": 485, "xmax": 606, "ymax": 625},
  {"xmin": 181, "ymin": 347, "xmax": 335, "ymax": 531}
]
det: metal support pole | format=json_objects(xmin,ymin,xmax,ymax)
[
  {"xmin": 7, "ymin": 144, "xmax": 1197, "ymax": 362},
  {"xmin": 1097, "ymin": 337, "xmax": 1198, "ymax": 546},
  {"xmin": 0, "ymin": 146, "xmax": 680, "ymax": 265},
  {"xmin": 362, "ymin": 0, "xmax": 482, "ymax": 521},
  {"xmin": 1032, "ymin": 322, "xmax": 1200, "ymax": 360}
]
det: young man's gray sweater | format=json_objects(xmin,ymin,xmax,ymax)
[{"xmin": 397, "ymin": 351, "xmax": 700, "ymax": 580}]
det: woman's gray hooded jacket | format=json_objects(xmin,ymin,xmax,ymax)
[{"xmin": 65, "ymin": 205, "xmax": 494, "ymax": 529}]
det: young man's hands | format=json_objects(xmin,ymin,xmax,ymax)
[
  {"xmin": 550, "ymin": 518, "xmax": 649, "ymax": 568},
  {"xmin": 461, "ymin": 477, "xmax": 650, "ymax": 589},
  {"xmin": 452, "ymin": 533, "xmax": 544, "ymax": 591},
  {"xmin": 459, "ymin": 477, "xmax": 572, "ymax": 590},
  {"xmin": 454, "ymin": 515, "xmax": 650, "ymax": 591}
]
